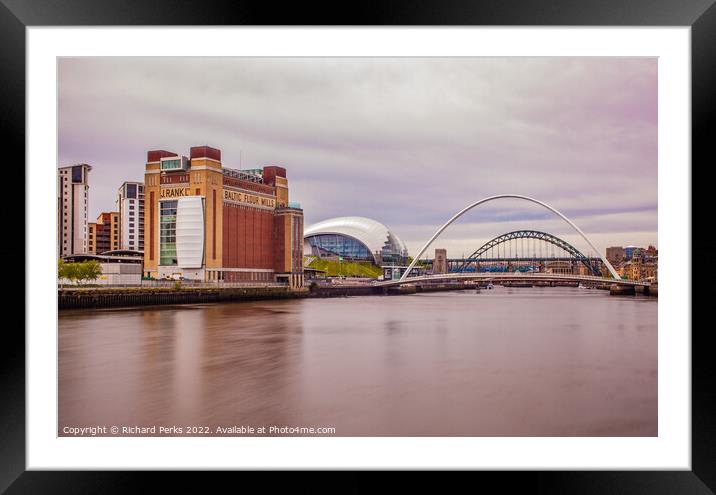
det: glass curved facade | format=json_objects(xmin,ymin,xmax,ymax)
[
  {"xmin": 304, "ymin": 216, "xmax": 409, "ymax": 266},
  {"xmin": 306, "ymin": 234, "xmax": 373, "ymax": 261}
]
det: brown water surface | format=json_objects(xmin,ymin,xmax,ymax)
[{"xmin": 59, "ymin": 287, "xmax": 657, "ymax": 436}]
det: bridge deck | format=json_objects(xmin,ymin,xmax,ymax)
[{"xmin": 376, "ymin": 272, "xmax": 650, "ymax": 288}]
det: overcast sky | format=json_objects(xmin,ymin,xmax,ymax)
[{"xmin": 58, "ymin": 57, "xmax": 657, "ymax": 258}]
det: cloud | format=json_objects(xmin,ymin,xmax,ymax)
[{"xmin": 58, "ymin": 57, "xmax": 657, "ymax": 255}]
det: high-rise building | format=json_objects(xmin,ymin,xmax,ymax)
[
  {"xmin": 88, "ymin": 212, "xmax": 120, "ymax": 254},
  {"xmin": 143, "ymin": 145, "xmax": 304, "ymax": 287},
  {"xmin": 606, "ymin": 246, "xmax": 625, "ymax": 263},
  {"xmin": 117, "ymin": 181, "xmax": 145, "ymax": 252},
  {"xmin": 58, "ymin": 164, "xmax": 92, "ymax": 257}
]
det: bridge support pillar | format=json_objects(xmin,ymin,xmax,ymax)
[{"xmin": 610, "ymin": 284, "xmax": 635, "ymax": 296}]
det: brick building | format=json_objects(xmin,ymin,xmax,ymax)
[{"xmin": 143, "ymin": 145, "xmax": 304, "ymax": 287}]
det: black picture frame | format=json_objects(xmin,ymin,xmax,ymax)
[{"xmin": 5, "ymin": 0, "xmax": 710, "ymax": 490}]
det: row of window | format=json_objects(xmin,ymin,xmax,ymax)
[
  {"xmin": 307, "ymin": 234, "xmax": 372, "ymax": 261},
  {"xmin": 159, "ymin": 200, "xmax": 178, "ymax": 265}
]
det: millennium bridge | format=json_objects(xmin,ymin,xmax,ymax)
[
  {"xmin": 376, "ymin": 271, "xmax": 650, "ymax": 288},
  {"xmin": 376, "ymin": 194, "xmax": 652, "ymax": 292}
]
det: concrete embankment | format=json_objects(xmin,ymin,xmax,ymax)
[
  {"xmin": 58, "ymin": 286, "xmax": 310, "ymax": 310},
  {"xmin": 609, "ymin": 283, "xmax": 657, "ymax": 297},
  {"xmin": 610, "ymin": 284, "xmax": 636, "ymax": 296},
  {"xmin": 310, "ymin": 285, "xmax": 377, "ymax": 298},
  {"xmin": 58, "ymin": 282, "xmax": 477, "ymax": 310}
]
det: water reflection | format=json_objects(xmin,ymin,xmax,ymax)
[{"xmin": 59, "ymin": 287, "xmax": 657, "ymax": 436}]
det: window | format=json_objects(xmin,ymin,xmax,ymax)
[
  {"xmin": 160, "ymin": 158, "xmax": 182, "ymax": 171},
  {"xmin": 129, "ymin": 229, "xmax": 134, "ymax": 234},
  {"xmin": 159, "ymin": 200, "xmax": 178, "ymax": 265},
  {"xmin": 129, "ymin": 205, "xmax": 135, "ymax": 210},
  {"xmin": 307, "ymin": 234, "xmax": 372, "ymax": 261},
  {"xmin": 71, "ymin": 165, "xmax": 83, "ymax": 183}
]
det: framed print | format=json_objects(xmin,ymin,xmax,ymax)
[{"xmin": 6, "ymin": 0, "xmax": 712, "ymax": 490}]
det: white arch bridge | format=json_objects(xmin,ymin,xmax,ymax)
[{"xmin": 381, "ymin": 194, "xmax": 650, "ymax": 288}]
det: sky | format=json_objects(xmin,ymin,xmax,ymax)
[{"xmin": 58, "ymin": 57, "xmax": 657, "ymax": 258}]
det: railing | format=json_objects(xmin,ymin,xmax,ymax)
[
  {"xmin": 378, "ymin": 271, "xmax": 651, "ymax": 287},
  {"xmin": 58, "ymin": 280, "xmax": 288, "ymax": 290},
  {"xmin": 222, "ymin": 167, "xmax": 263, "ymax": 183}
]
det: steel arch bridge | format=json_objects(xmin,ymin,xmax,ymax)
[
  {"xmin": 401, "ymin": 194, "xmax": 621, "ymax": 281},
  {"xmin": 456, "ymin": 230, "xmax": 602, "ymax": 276}
]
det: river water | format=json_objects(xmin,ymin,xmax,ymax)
[{"xmin": 58, "ymin": 287, "xmax": 657, "ymax": 436}]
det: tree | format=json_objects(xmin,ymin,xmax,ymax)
[
  {"xmin": 58, "ymin": 259, "xmax": 67, "ymax": 287},
  {"xmin": 58, "ymin": 259, "xmax": 79, "ymax": 285},
  {"xmin": 76, "ymin": 260, "xmax": 102, "ymax": 285},
  {"xmin": 58, "ymin": 260, "xmax": 102, "ymax": 286}
]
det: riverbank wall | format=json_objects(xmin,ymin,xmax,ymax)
[
  {"xmin": 58, "ymin": 282, "xmax": 478, "ymax": 310},
  {"xmin": 58, "ymin": 286, "xmax": 310, "ymax": 310}
]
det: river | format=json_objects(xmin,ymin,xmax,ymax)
[{"xmin": 59, "ymin": 287, "xmax": 657, "ymax": 436}]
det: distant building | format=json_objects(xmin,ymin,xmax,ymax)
[
  {"xmin": 545, "ymin": 260, "xmax": 572, "ymax": 274},
  {"xmin": 624, "ymin": 245, "xmax": 638, "ymax": 260},
  {"xmin": 61, "ymin": 252, "xmax": 143, "ymax": 285},
  {"xmin": 88, "ymin": 212, "xmax": 120, "ymax": 254},
  {"xmin": 574, "ymin": 263, "xmax": 593, "ymax": 276},
  {"xmin": 623, "ymin": 260, "xmax": 651, "ymax": 281},
  {"xmin": 58, "ymin": 164, "xmax": 92, "ymax": 257},
  {"xmin": 433, "ymin": 249, "xmax": 448, "ymax": 274},
  {"xmin": 642, "ymin": 262, "xmax": 657, "ymax": 281},
  {"xmin": 117, "ymin": 181, "xmax": 145, "ymax": 252},
  {"xmin": 606, "ymin": 246, "xmax": 625, "ymax": 263}
]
